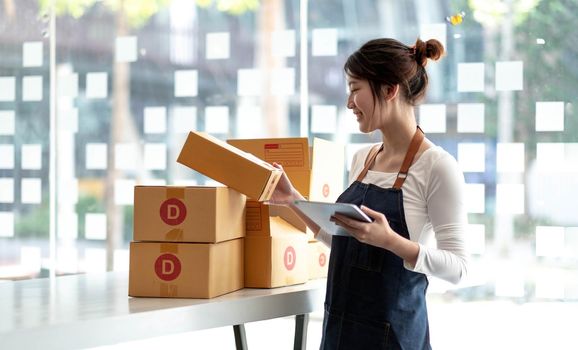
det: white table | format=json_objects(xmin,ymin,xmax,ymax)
[{"xmin": 0, "ymin": 272, "xmax": 326, "ymax": 350}]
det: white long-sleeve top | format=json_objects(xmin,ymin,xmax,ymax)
[{"xmin": 316, "ymin": 144, "xmax": 469, "ymax": 284}]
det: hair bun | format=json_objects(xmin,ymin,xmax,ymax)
[{"xmin": 414, "ymin": 38, "xmax": 445, "ymax": 66}]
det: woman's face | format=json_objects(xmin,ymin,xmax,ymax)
[{"xmin": 346, "ymin": 76, "xmax": 380, "ymax": 133}]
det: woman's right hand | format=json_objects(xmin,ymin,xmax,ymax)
[{"xmin": 269, "ymin": 162, "xmax": 304, "ymax": 205}]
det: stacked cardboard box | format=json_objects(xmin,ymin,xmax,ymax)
[
  {"xmin": 129, "ymin": 186, "xmax": 246, "ymax": 298},
  {"xmin": 228, "ymin": 137, "xmax": 344, "ymax": 281}
]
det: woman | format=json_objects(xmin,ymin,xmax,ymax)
[{"xmin": 271, "ymin": 38, "xmax": 469, "ymax": 349}]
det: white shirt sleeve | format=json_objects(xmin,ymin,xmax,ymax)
[{"xmin": 407, "ymin": 154, "xmax": 469, "ymax": 284}]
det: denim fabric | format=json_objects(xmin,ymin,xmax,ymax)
[{"xmin": 320, "ymin": 182, "xmax": 431, "ymax": 350}]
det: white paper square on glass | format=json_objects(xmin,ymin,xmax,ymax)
[
  {"xmin": 115, "ymin": 143, "xmax": 137, "ymax": 170},
  {"xmin": 464, "ymin": 183, "xmax": 485, "ymax": 213},
  {"xmin": 495, "ymin": 61, "xmax": 523, "ymax": 91},
  {"xmin": 237, "ymin": 69, "xmax": 262, "ymax": 96},
  {"xmin": 457, "ymin": 143, "xmax": 485, "ymax": 172},
  {"xmin": 419, "ymin": 23, "xmax": 447, "ymax": 50},
  {"xmin": 174, "ymin": 70, "xmax": 198, "ymax": 97},
  {"xmin": 0, "ymin": 145, "xmax": 14, "ymax": 169},
  {"xmin": 115, "ymin": 36, "xmax": 137, "ymax": 63},
  {"xmin": 22, "ymin": 76, "xmax": 43, "ymax": 101},
  {"xmin": 311, "ymin": 105, "xmax": 337, "ymax": 133},
  {"xmin": 457, "ymin": 63, "xmax": 484, "ymax": 92},
  {"xmin": 86, "ymin": 143, "xmax": 107, "ymax": 170},
  {"xmin": 22, "ymin": 144, "xmax": 42, "ymax": 170},
  {"xmin": 144, "ymin": 143, "xmax": 167, "ymax": 170},
  {"xmin": 21, "ymin": 178, "xmax": 42, "ymax": 204},
  {"xmin": 535, "ymin": 270, "xmax": 565, "ymax": 299},
  {"xmin": 536, "ymin": 143, "xmax": 564, "ymax": 172},
  {"xmin": 272, "ymin": 30, "xmax": 296, "ymax": 57},
  {"xmin": 144, "ymin": 106, "xmax": 167, "ymax": 134},
  {"xmin": 419, "ymin": 104, "xmax": 446, "ymax": 133},
  {"xmin": 0, "ymin": 212, "xmax": 14, "ymax": 237},
  {"xmin": 495, "ymin": 184, "xmax": 524, "ymax": 214},
  {"xmin": 206, "ymin": 32, "xmax": 230, "ymax": 59},
  {"xmin": 495, "ymin": 273, "xmax": 525, "ymax": 298},
  {"xmin": 172, "ymin": 106, "xmax": 197, "ymax": 133},
  {"xmin": 205, "ymin": 106, "xmax": 229, "ymax": 133},
  {"xmin": 312, "ymin": 28, "xmax": 338, "ymax": 56},
  {"xmin": 271, "ymin": 68, "xmax": 295, "ymax": 96},
  {"xmin": 58, "ymin": 72, "xmax": 78, "ymax": 98},
  {"xmin": 467, "ymin": 224, "xmax": 485, "ymax": 254},
  {"xmin": 114, "ymin": 179, "xmax": 135, "ymax": 205},
  {"xmin": 496, "ymin": 143, "xmax": 524, "ymax": 173},
  {"xmin": 236, "ymin": 105, "xmax": 264, "ymax": 138},
  {"xmin": 23, "ymin": 42, "xmax": 43, "ymax": 67},
  {"xmin": 56, "ymin": 246, "xmax": 79, "ymax": 273},
  {"xmin": 457, "ymin": 103, "xmax": 485, "ymax": 133},
  {"xmin": 0, "ymin": 110, "xmax": 15, "ymax": 135},
  {"xmin": 85, "ymin": 248, "xmax": 107, "ymax": 273},
  {"xmin": 57, "ymin": 210, "xmax": 78, "ymax": 240},
  {"xmin": 536, "ymin": 101, "xmax": 564, "ymax": 132},
  {"xmin": 86, "ymin": 72, "xmax": 108, "ymax": 99},
  {"xmin": 113, "ymin": 249, "xmax": 130, "ymax": 272},
  {"xmin": 85, "ymin": 213, "xmax": 107, "ymax": 240},
  {"xmin": 535, "ymin": 226, "xmax": 564, "ymax": 257},
  {"xmin": 0, "ymin": 77, "xmax": 16, "ymax": 101},
  {"xmin": 20, "ymin": 246, "xmax": 42, "ymax": 272},
  {"xmin": 0, "ymin": 178, "xmax": 14, "ymax": 203}
]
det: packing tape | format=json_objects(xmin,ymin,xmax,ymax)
[
  {"xmin": 159, "ymin": 243, "xmax": 179, "ymax": 297},
  {"xmin": 164, "ymin": 187, "xmax": 186, "ymax": 241}
]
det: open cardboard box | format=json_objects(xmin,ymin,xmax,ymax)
[{"xmin": 177, "ymin": 131, "xmax": 282, "ymax": 201}]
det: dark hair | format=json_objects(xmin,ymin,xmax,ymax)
[{"xmin": 344, "ymin": 38, "xmax": 444, "ymax": 106}]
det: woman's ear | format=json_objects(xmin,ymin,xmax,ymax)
[{"xmin": 382, "ymin": 84, "xmax": 400, "ymax": 102}]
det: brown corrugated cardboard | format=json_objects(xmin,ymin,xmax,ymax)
[
  {"xmin": 133, "ymin": 186, "xmax": 245, "ymax": 243},
  {"xmin": 128, "ymin": 239, "xmax": 244, "ymax": 298},
  {"xmin": 227, "ymin": 137, "xmax": 344, "ymax": 202},
  {"xmin": 245, "ymin": 200, "xmax": 308, "ymax": 238},
  {"xmin": 244, "ymin": 233, "xmax": 308, "ymax": 288},
  {"xmin": 177, "ymin": 131, "xmax": 283, "ymax": 201},
  {"xmin": 308, "ymin": 241, "xmax": 330, "ymax": 280}
]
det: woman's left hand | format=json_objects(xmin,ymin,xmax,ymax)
[{"xmin": 330, "ymin": 205, "xmax": 396, "ymax": 250}]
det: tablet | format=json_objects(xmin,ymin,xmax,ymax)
[{"xmin": 293, "ymin": 200, "xmax": 372, "ymax": 236}]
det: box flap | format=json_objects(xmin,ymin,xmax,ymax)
[{"xmin": 227, "ymin": 137, "xmax": 310, "ymax": 171}]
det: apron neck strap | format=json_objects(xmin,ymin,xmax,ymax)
[{"xmin": 356, "ymin": 126, "xmax": 425, "ymax": 189}]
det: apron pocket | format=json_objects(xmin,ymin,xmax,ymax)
[{"xmin": 322, "ymin": 310, "xmax": 392, "ymax": 350}]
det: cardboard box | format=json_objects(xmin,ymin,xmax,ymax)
[
  {"xmin": 245, "ymin": 200, "xmax": 308, "ymax": 237},
  {"xmin": 227, "ymin": 137, "xmax": 344, "ymax": 202},
  {"xmin": 177, "ymin": 131, "xmax": 283, "ymax": 201},
  {"xmin": 133, "ymin": 186, "xmax": 245, "ymax": 243},
  {"xmin": 308, "ymin": 241, "xmax": 330, "ymax": 280},
  {"xmin": 129, "ymin": 239, "xmax": 244, "ymax": 298},
  {"xmin": 245, "ymin": 233, "xmax": 308, "ymax": 288}
]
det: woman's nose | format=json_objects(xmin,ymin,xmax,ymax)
[{"xmin": 347, "ymin": 99, "xmax": 354, "ymax": 109}]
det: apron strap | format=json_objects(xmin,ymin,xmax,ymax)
[
  {"xmin": 355, "ymin": 126, "xmax": 425, "ymax": 189},
  {"xmin": 355, "ymin": 143, "xmax": 384, "ymax": 182},
  {"xmin": 392, "ymin": 126, "xmax": 425, "ymax": 189}
]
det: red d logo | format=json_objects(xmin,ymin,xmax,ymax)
[
  {"xmin": 319, "ymin": 252, "xmax": 327, "ymax": 267},
  {"xmin": 154, "ymin": 253, "xmax": 181, "ymax": 281},
  {"xmin": 284, "ymin": 246, "xmax": 296, "ymax": 271},
  {"xmin": 322, "ymin": 184, "xmax": 330, "ymax": 198},
  {"xmin": 160, "ymin": 198, "xmax": 187, "ymax": 226}
]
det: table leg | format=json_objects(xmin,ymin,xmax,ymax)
[
  {"xmin": 233, "ymin": 324, "xmax": 248, "ymax": 350},
  {"xmin": 293, "ymin": 314, "xmax": 309, "ymax": 350}
]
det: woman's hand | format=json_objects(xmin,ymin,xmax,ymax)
[
  {"xmin": 330, "ymin": 205, "xmax": 395, "ymax": 249},
  {"xmin": 269, "ymin": 162, "xmax": 305, "ymax": 205},
  {"xmin": 331, "ymin": 205, "xmax": 420, "ymax": 266}
]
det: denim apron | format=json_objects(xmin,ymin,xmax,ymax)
[{"xmin": 320, "ymin": 127, "xmax": 430, "ymax": 350}]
